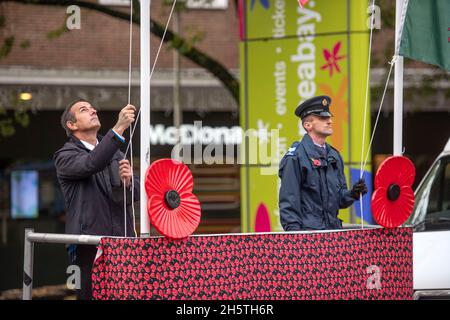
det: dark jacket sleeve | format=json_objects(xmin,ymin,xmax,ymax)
[
  {"xmin": 278, "ymin": 156, "xmax": 303, "ymax": 231},
  {"xmin": 54, "ymin": 130, "xmax": 124, "ymax": 180},
  {"xmin": 336, "ymin": 154, "xmax": 355, "ymax": 209}
]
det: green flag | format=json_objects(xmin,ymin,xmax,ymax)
[{"xmin": 399, "ymin": 0, "xmax": 450, "ymax": 71}]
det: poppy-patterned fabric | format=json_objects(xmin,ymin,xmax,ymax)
[{"xmin": 92, "ymin": 228, "xmax": 413, "ymax": 300}]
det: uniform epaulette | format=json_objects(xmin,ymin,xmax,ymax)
[{"xmin": 285, "ymin": 141, "xmax": 300, "ymax": 156}]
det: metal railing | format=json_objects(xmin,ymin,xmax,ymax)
[
  {"xmin": 22, "ymin": 228, "xmax": 102, "ymax": 300},
  {"xmin": 22, "ymin": 224, "xmax": 379, "ymax": 300}
]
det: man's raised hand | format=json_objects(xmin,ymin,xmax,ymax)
[{"xmin": 113, "ymin": 104, "xmax": 136, "ymax": 136}]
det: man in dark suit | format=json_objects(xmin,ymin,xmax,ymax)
[{"xmin": 54, "ymin": 99, "xmax": 139, "ymax": 299}]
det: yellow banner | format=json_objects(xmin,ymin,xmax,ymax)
[{"xmin": 240, "ymin": 0, "xmax": 373, "ymax": 232}]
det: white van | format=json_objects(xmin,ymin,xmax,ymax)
[{"xmin": 407, "ymin": 138, "xmax": 450, "ymax": 299}]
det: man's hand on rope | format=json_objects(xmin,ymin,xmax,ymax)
[
  {"xmin": 350, "ymin": 179, "xmax": 368, "ymax": 200},
  {"xmin": 119, "ymin": 159, "xmax": 133, "ymax": 188},
  {"xmin": 113, "ymin": 104, "xmax": 136, "ymax": 136}
]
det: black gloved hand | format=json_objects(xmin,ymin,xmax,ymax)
[{"xmin": 350, "ymin": 179, "xmax": 368, "ymax": 200}]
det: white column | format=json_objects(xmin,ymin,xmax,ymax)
[
  {"xmin": 393, "ymin": 0, "xmax": 405, "ymax": 156},
  {"xmin": 140, "ymin": 0, "xmax": 151, "ymax": 237}
]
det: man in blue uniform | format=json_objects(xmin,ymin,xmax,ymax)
[{"xmin": 278, "ymin": 96, "xmax": 367, "ymax": 231}]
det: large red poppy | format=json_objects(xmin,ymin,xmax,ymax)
[
  {"xmin": 145, "ymin": 159, "xmax": 201, "ymax": 239},
  {"xmin": 371, "ymin": 156, "xmax": 415, "ymax": 228}
]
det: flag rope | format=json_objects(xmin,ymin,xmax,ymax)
[
  {"xmin": 356, "ymin": 57, "xmax": 397, "ymax": 229},
  {"xmin": 123, "ymin": 0, "xmax": 137, "ymax": 238},
  {"xmin": 362, "ymin": 57, "xmax": 397, "ymax": 181},
  {"xmin": 123, "ymin": 0, "xmax": 178, "ymax": 160},
  {"xmin": 359, "ymin": 53, "xmax": 398, "ymax": 232},
  {"xmin": 358, "ymin": 0, "xmax": 376, "ymax": 229},
  {"xmin": 123, "ymin": 0, "xmax": 178, "ymax": 238}
]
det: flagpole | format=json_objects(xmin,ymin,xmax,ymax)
[
  {"xmin": 140, "ymin": 0, "xmax": 151, "ymax": 237},
  {"xmin": 393, "ymin": 0, "xmax": 405, "ymax": 156}
]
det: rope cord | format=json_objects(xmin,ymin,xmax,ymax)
[
  {"xmin": 123, "ymin": 0, "xmax": 137, "ymax": 237},
  {"xmin": 122, "ymin": 0, "xmax": 178, "ymax": 237},
  {"xmin": 358, "ymin": 0, "xmax": 376, "ymax": 229},
  {"xmin": 362, "ymin": 58, "xmax": 397, "ymax": 178},
  {"xmin": 355, "ymin": 57, "xmax": 396, "ymax": 229},
  {"xmin": 123, "ymin": 0, "xmax": 178, "ymax": 159}
]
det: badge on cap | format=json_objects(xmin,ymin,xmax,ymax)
[{"xmin": 322, "ymin": 99, "xmax": 328, "ymax": 106}]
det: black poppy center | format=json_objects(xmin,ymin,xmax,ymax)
[
  {"xmin": 387, "ymin": 184, "xmax": 401, "ymax": 201},
  {"xmin": 164, "ymin": 190, "xmax": 181, "ymax": 209}
]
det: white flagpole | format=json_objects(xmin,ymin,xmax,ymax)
[
  {"xmin": 140, "ymin": 0, "xmax": 151, "ymax": 237},
  {"xmin": 393, "ymin": 0, "xmax": 406, "ymax": 156}
]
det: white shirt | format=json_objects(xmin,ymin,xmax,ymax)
[
  {"xmin": 313, "ymin": 142, "xmax": 326, "ymax": 149},
  {"xmin": 80, "ymin": 139, "xmax": 98, "ymax": 151}
]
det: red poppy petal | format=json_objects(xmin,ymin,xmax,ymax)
[
  {"xmin": 145, "ymin": 158, "xmax": 201, "ymax": 239},
  {"xmin": 398, "ymin": 158, "xmax": 416, "ymax": 186},
  {"xmin": 371, "ymin": 186, "xmax": 415, "ymax": 228},
  {"xmin": 394, "ymin": 157, "xmax": 415, "ymax": 186},
  {"xmin": 148, "ymin": 193, "xmax": 201, "ymax": 240},
  {"xmin": 144, "ymin": 171, "xmax": 154, "ymax": 196},
  {"xmin": 145, "ymin": 159, "xmax": 194, "ymax": 197},
  {"xmin": 178, "ymin": 195, "xmax": 202, "ymax": 221},
  {"xmin": 371, "ymin": 188, "xmax": 391, "ymax": 227},
  {"xmin": 145, "ymin": 165, "xmax": 163, "ymax": 196},
  {"xmin": 147, "ymin": 195, "xmax": 164, "ymax": 225},
  {"xmin": 396, "ymin": 186, "xmax": 415, "ymax": 216},
  {"xmin": 171, "ymin": 163, "xmax": 194, "ymax": 194},
  {"xmin": 176, "ymin": 203, "xmax": 198, "ymax": 227},
  {"xmin": 374, "ymin": 156, "xmax": 415, "ymax": 189},
  {"xmin": 166, "ymin": 162, "xmax": 179, "ymax": 188},
  {"xmin": 145, "ymin": 160, "xmax": 162, "ymax": 195}
]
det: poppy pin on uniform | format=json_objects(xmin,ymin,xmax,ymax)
[{"xmin": 311, "ymin": 158, "xmax": 321, "ymax": 167}]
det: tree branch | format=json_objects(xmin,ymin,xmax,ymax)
[{"xmin": 1, "ymin": 0, "xmax": 239, "ymax": 103}]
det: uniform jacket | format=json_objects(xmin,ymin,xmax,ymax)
[
  {"xmin": 278, "ymin": 134, "xmax": 354, "ymax": 231},
  {"xmin": 54, "ymin": 129, "xmax": 139, "ymax": 236}
]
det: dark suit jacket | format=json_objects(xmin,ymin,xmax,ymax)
[{"xmin": 54, "ymin": 129, "xmax": 139, "ymax": 236}]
